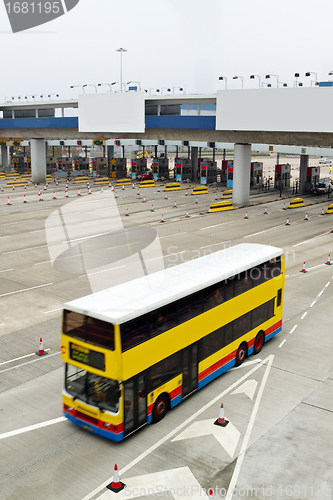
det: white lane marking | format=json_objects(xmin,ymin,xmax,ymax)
[
  {"xmin": 165, "ymin": 251, "xmax": 186, "ymax": 257},
  {"xmin": 159, "ymin": 232, "xmax": 187, "ymax": 239},
  {"xmin": 0, "ymin": 351, "xmax": 60, "ymax": 374},
  {"xmin": 78, "ymin": 265, "xmax": 126, "ymax": 278},
  {"xmin": 199, "ymin": 240, "xmax": 231, "ymax": 249},
  {"xmin": 225, "ymin": 356, "xmax": 274, "ymax": 500},
  {"xmin": 0, "ymin": 219, "xmax": 35, "ymax": 226},
  {"xmin": 147, "ymin": 256, "xmax": 164, "ymax": 262},
  {"xmin": 293, "ymin": 232, "xmax": 330, "ymax": 247},
  {"xmin": 200, "ymin": 220, "xmax": 234, "ymax": 230},
  {"xmin": 0, "ymin": 235, "xmax": 10, "ymax": 239},
  {"xmin": 0, "ymin": 268, "xmax": 13, "ymax": 273},
  {"xmin": 0, "ymin": 349, "xmax": 51, "ymax": 366},
  {"xmin": 318, "ymin": 290, "xmax": 324, "ymax": 297},
  {"xmin": 244, "ymin": 224, "xmax": 285, "ymax": 238},
  {"xmin": 325, "ymin": 281, "xmax": 330, "ymax": 287},
  {"xmin": 310, "ymin": 300, "xmax": 316, "ymax": 307},
  {"xmin": 64, "ymin": 231, "xmax": 111, "ymax": 244},
  {"xmin": 301, "ymin": 312, "xmax": 307, "ymax": 319},
  {"xmin": 104, "ymin": 242, "xmax": 139, "ymax": 251},
  {"xmin": 0, "ymin": 323, "xmax": 5, "ymax": 327},
  {"xmin": 82, "ymin": 355, "xmax": 273, "ymax": 500},
  {"xmin": 290, "ymin": 325, "xmax": 297, "ymax": 334},
  {"xmin": 35, "ymin": 254, "xmax": 81, "ymax": 266},
  {"xmin": 278, "ymin": 339, "xmax": 286, "ymax": 348},
  {"xmin": 0, "ymin": 416, "xmax": 66, "ymax": 441},
  {"xmin": 231, "ymin": 379, "xmax": 258, "ymax": 400},
  {"xmin": 2, "ymin": 244, "xmax": 48, "ymax": 254},
  {"xmin": 0, "ymin": 282, "xmax": 53, "ymax": 298},
  {"xmin": 43, "ymin": 308, "xmax": 62, "ymax": 314},
  {"xmin": 230, "ymin": 358, "xmax": 262, "ymax": 371},
  {"xmin": 30, "ymin": 229, "xmax": 45, "ymax": 233}
]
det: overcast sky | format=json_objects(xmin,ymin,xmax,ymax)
[{"xmin": 1, "ymin": 0, "xmax": 333, "ymax": 101}]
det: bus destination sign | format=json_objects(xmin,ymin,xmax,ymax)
[{"xmin": 69, "ymin": 343, "xmax": 105, "ymax": 371}]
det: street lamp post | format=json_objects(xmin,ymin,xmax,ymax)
[
  {"xmin": 218, "ymin": 76, "xmax": 227, "ymax": 89},
  {"xmin": 265, "ymin": 74, "xmax": 279, "ymax": 87},
  {"xmin": 116, "ymin": 48, "xmax": 127, "ymax": 92},
  {"xmin": 70, "ymin": 85, "xmax": 86, "ymax": 94},
  {"xmin": 232, "ymin": 76, "xmax": 243, "ymax": 89},
  {"xmin": 305, "ymin": 72, "xmax": 318, "ymax": 86},
  {"xmin": 250, "ymin": 75, "xmax": 261, "ymax": 88}
]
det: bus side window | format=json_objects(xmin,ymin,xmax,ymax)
[
  {"xmin": 277, "ymin": 289, "xmax": 282, "ymax": 307},
  {"xmin": 121, "ymin": 317, "xmax": 149, "ymax": 351},
  {"xmin": 203, "ymin": 283, "xmax": 225, "ymax": 311},
  {"xmin": 178, "ymin": 291, "xmax": 202, "ymax": 324},
  {"xmin": 225, "ymin": 277, "xmax": 235, "ymax": 301},
  {"xmin": 235, "ymin": 271, "xmax": 252, "ymax": 296}
]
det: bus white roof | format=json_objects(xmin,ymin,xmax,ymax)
[{"xmin": 64, "ymin": 243, "xmax": 282, "ymax": 325}]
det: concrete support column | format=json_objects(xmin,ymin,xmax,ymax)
[
  {"xmin": 299, "ymin": 154, "xmax": 309, "ymax": 194},
  {"xmin": 191, "ymin": 146, "xmax": 198, "ymax": 182},
  {"xmin": 233, "ymin": 143, "xmax": 252, "ymax": 205},
  {"xmin": 31, "ymin": 139, "xmax": 46, "ymax": 183},
  {"xmin": 1, "ymin": 145, "xmax": 9, "ymax": 169}
]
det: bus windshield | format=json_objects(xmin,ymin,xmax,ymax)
[{"xmin": 65, "ymin": 364, "xmax": 120, "ymax": 412}]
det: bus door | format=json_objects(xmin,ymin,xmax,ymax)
[
  {"xmin": 123, "ymin": 373, "xmax": 147, "ymax": 436},
  {"xmin": 182, "ymin": 344, "xmax": 198, "ymax": 397}
]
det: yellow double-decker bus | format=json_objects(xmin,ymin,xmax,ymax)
[{"xmin": 61, "ymin": 243, "xmax": 284, "ymax": 441}]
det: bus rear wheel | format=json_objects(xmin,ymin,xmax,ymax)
[
  {"xmin": 253, "ymin": 331, "xmax": 265, "ymax": 354},
  {"xmin": 152, "ymin": 394, "xmax": 169, "ymax": 423},
  {"xmin": 235, "ymin": 342, "xmax": 248, "ymax": 366}
]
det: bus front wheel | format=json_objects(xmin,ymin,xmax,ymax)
[
  {"xmin": 235, "ymin": 342, "xmax": 248, "ymax": 366},
  {"xmin": 152, "ymin": 394, "xmax": 169, "ymax": 423},
  {"xmin": 253, "ymin": 331, "xmax": 265, "ymax": 355}
]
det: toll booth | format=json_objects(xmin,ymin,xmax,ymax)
[
  {"xmin": 251, "ymin": 162, "xmax": 263, "ymax": 187},
  {"xmin": 47, "ymin": 157, "xmax": 58, "ymax": 172},
  {"xmin": 152, "ymin": 157, "xmax": 169, "ymax": 180},
  {"xmin": 306, "ymin": 166, "xmax": 320, "ymax": 191},
  {"xmin": 200, "ymin": 159, "xmax": 217, "ymax": 184},
  {"xmin": 274, "ymin": 163, "xmax": 291, "ymax": 188},
  {"xmin": 175, "ymin": 158, "xmax": 192, "ymax": 182},
  {"xmin": 115, "ymin": 158, "xmax": 127, "ymax": 178},
  {"xmin": 74, "ymin": 157, "xmax": 90, "ymax": 171},
  {"xmin": 61, "ymin": 157, "xmax": 73, "ymax": 171},
  {"xmin": 95, "ymin": 157, "xmax": 107, "ymax": 176},
  {"xmin": 131, "ymin": 157, "xmax": 147, "ymax": 179},
  {"xmin": 221, "ymin": 160, "xmax": 233, "ymax": 185}
]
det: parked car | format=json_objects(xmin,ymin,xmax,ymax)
[
  {"xmin": 311, "ymin": 181, "xmax": 331, "ymax": 194},
  {"xmin": 136, "ymin": 171, "xmax": 153, "ymax": 181},
  {"xmin": 319, "ymin": 157, "xmax": 332, "ymax": 164}
]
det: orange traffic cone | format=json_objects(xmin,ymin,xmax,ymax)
[
  {"xmin": 283, "ymin": 203, "xmax": 286, "ymax": 210},
  {"xmin": 151, "ymin": 204, "xmax": 154, "ymax": 212},
  {"xmin": 244, "ymin": 211, "xmax": 248, "ymax": 219},
  {"xmin": 300, "ymin": 262, "xmax": 307, "ymax": 273},
  {"xmin": 56, "ymin": 181, "xmax": 59, "ymax": 186},
  {"xmin": 215, "ymin": 193, "xmax": 218, "ymax": 201},
  {"xmin": 39, "ymin": 193, "xmax": 44, "ymax": 201},
  {"xmin": 195, "ymin": 197, "xmax": 198, "ymax": 204},
  {"xmin": 122, "ymin": 184, "xmax": 125, "ymax": 190},
  {"xmin": 186, "ymin": 211, "xmax": 190, "ymax": 218},
  {"xmin": 65, "ymin": 191, "xmax": 69, "ymax": 198},
  {"xmin": 208, "ymin": 489, "xmax": 214, "ymax": 500},
  {"xmin": 6, "ymin": 196, "xmax": 11, "ymax": 205},
  {"xmin": 1, "ymin": 186, "xmax": 3, "ymax": 192},
  {"xmin": 109, "ymin": 182, "xmax": 112, "ymax": 188},
  {"xmin": 137, "ymin": 189, "xmax": 140, "ymax": 195},
  {"xmin": 44, "ymin": 184, "xmax": 47, "ymax": 191},
  {"xmin": 35, "ymin": 338, "xmax": 47, "ymax": 356},
  {"xmin": 264, "ymin": 207, "xmax": 268, "ymax": 214},
  {"xmin": 214, "ymin": 403, "xmax": 229, "ymax": 427},
  {"xmin": 165, "ymin": 193, "xmax": 168, "ymax": 199},
  {"xmin": 304, "ymin": 213, "xmax": 308, "ymax": 220},
  {"xmin": 106, "ymin": 464, "xmax": 125, "ymax": 493},
  {"xmin": 185, "ymin": 190, "xmax": 188, "ymax": 196},
  {"xmin": 160, "ymin": 214, "xmax": 165, "ymax": 223},
  {"xmin": 142, "ymin": 196, "xmax": 146, "ymax": 203},
  {"xmin": 111, "ymin": 184, "xmax": 114, "ymax": 191},
  {"xmin": 321, "ymin": 208, "xmax": 325, "ymax": 215},
  {"xmin": 173, "ymin": 200, "xmax": 177, "ymax": 208},
  {"xmin": 132, "ymin": 183, "xmax": 135, "ymax": 189},
  {"xmin": 101, "ymin": 185, "xmax": 104, "ymax": 193},
  {"xmin": 88, "ymin": 187, "xmax": 92, "ymax": 195},
  {"xmin": 285, "ymin": 217, "xmax": 290, "ymax": 225},
  {"xmin": 24, "ymin": 185, "xmax": 26, "ymax": 189},
  {"xmin": 326, "ymin": 254, "xmax": 331, "ymax": 265},
  {"xmin": 23, "ymin": 194, "xmax": 28, "ymax": 203},
  {"xmin": 115, "ymin": 191, "xmax": 118, "ymax": 198},
  {"xmin": 77, "ymin": 188, "xmax": 81, "ymax": 196},
  {"xmin": 52, "ymin": 192, "xmax": 57, "ymax": 199},
  {"xmin": 157, "ymin": 186, "xmax": 160, "ymax": 192},
  {"xmin": 12, "ymin": 185, "xmax": 15, "ymax": 190},
  {"xmin": 125, "ymin": 208, "xmax": 129, "ymax": 216}
]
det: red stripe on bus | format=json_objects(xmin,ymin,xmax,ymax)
[
  {"xmin": 170, "ymin": 385, "xmax": 182, "ymax": 400},
  {"xmin": 147, "ymin": 403, "xmax": 153, "ymax": 416},
  {"xmin": 265, "ymin": 319, "xmax": 282, "ymax": 336},
  {"xmin": 198, "ymin": 351, "xmax": 235, "ymax": 382}
]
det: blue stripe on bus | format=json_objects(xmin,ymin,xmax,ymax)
[
  {"xmin": 170, "ymin": 394, "xmax": 182, "ymax": 408},
  {"xmin": 265, "ymin": 326, "xmax": 282, "ymax": 341},
  {"xmin": 198, "ymin": 358, "xmax": 236, "ymax": 389},
  {"xmin": 64, "ymin": 412, "xmax": 124, "ymax": 442},
  {"xmin": 147, "ymin": 414, "xmax": 152, "ymax": 424}
]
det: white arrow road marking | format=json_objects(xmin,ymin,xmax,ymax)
[
  {"xmin": 231, "ymin": 379, "xmax": 258, "ymax": 400},
  {"xmin": 225, "ymin": 355, "xmax": 274, "ymax": 500},
  {"xmin": 171, "ymin": 418, "xmax": 240, "ymax": 458},
  {"xmin": 98, "ymin": 467, "xmax": 208, "ymax": 500}
]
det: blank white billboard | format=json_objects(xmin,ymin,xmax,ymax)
[
  {"xmin": 216, "ymin": 87, "xmax": 333, "ymax": 133},
  {"xmin": 78, "ymin": 91, "xmax": 145, "ymax": 133}
]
